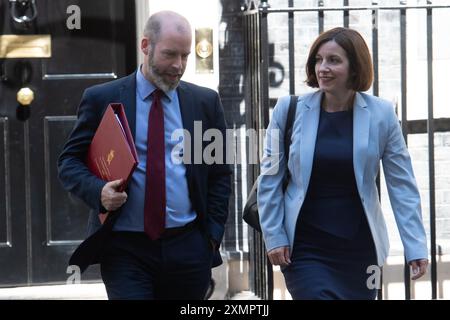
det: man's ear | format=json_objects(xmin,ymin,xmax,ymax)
[{"xmin": 141, "ymin": 37, "xmax": 149, "ymax": 55}]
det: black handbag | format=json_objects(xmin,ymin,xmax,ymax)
[{"xmin": 243, "ymin": 95, "xmax": 298, "ymax": 232}]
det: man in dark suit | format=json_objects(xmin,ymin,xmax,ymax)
[{"xmin": 57, "ymin": 10, "xmax": 231, "ymax": 300}]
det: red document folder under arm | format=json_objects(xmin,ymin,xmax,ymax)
[{"xmin": 86, "ymin": 103, "xmax": 138, "ymax": 224}]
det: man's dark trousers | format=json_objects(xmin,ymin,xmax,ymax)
[{"xmin": 100, "ymin": 225, "xmax": 213, "ymax": 300}]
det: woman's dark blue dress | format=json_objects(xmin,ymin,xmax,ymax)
[{"xmin": 282, "ymin": 108, "xmax": 377, "ymax": 300}]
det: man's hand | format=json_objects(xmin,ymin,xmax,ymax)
[
  {"xmin": 101, "ymin": 179, "xmax": 127, "ymax": 211},
  {"xmin": 267, "ymin": 246, "xmax": 291, "ymax": 267},
  {"xmin": 410, "ymin": 258, "xmax": 428, "ymax": 280}
]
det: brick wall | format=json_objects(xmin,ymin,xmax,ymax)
[
  {"xmin": 219, "ymin": 0, "xmax": 450, "ymax": 265},
  {"xmin": 264, "ymin": 0, "xmax": 450, "ymax": 252}
]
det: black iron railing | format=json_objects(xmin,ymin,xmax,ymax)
[{"xmin": 242, "ymin": 0, "xmax": 450, "ymax": 300}]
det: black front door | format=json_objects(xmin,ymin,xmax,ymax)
[{"xmin": 0, "ymin": 0, "xmax": 136, "ymax": 286}]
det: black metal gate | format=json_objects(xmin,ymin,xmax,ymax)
[{"xmin": 242, "ymin": 0, "xmax": 450, "ymax": 299}]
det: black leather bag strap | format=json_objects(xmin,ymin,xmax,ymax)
[
  {"xmin": 283, "ymin": 95, "xmax": 297, "ymax": 162},
  {"xmin": 282, "ymin": 95, "xmax": 297, "ymax": 190}
]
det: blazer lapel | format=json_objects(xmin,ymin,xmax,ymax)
[
  {"xmin": 299, "ymin": 91, "xmax": 321, "ymax": 196},
  {"xmin": 119, "ymin": 72, "xmax": 137, "ymax": 140},
  {"xmin": 176, "ymin": 81, "xmax": 195, "ymax": 141},
  {"xmin": 353, "ymin": 92, "xmax": 370, "ymax": 189},
  {"xmin": 176, "ymin": 81, "xmax": 195, "ymax": 178}
]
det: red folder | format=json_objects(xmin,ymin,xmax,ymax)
[{"xmin": 86, "ymin": 103, "xmax": 138, "ymax": 223}]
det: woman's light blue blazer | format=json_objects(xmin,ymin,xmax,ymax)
[{"xmin": 257, "ymin": 91, "xmax": 428, "ymax": 265}]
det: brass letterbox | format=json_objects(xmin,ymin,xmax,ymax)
[{"xmin": 0, "ymin": 35, "xmax": 51, "ymax": 58}]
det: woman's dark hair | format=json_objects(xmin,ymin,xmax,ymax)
[{"xmin": 305, "ymin": 27, "xmax": 374, "ymax": 91}]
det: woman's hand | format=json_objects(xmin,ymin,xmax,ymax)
[
  {"xmin": 267, "ymin": 246, "xmax": 291, "ymax": 267},
  {"xmin": 409, "ymin": 259, "xmax": 428, "ymax": 280}
]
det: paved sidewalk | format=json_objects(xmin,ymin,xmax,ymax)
[
  {"xmin": 0, "ymin": 283, "xmax": 107, "ymax": 300},
  {"xmin": 0, "ymin": 284, "xmax": 255, "ymax": 300},
  {"xmin": 230, "ymin": 291, "xmax": 261, "ymax": 300},
  {"xmin": 0, "ymin": 281, "xmax": 227, "ymax": 300}
]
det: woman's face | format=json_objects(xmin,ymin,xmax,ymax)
[{"xmin": 314, "ymin": 40, "xmax": 351, "ymax": 95}]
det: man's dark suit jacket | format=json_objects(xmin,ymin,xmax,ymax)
[{"xmin": 57, "ymin": 72, "xmax": 232, "ymax": 272}]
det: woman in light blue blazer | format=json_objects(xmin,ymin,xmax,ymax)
[{"xmin": 257, "ymin": 27, "xmax": 428, "ymax": 299}]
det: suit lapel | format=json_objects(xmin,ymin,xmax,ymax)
[
  {"xmin": 119, "ymin": 72, "xmax": 137, "ymax": 140},
  {"xmin": 299, "ymin": 92, "xmax": 321, "ymax": 196},
  {"xmin": 176, "ymin": 81, "xmax": 195, "ymax": 179},
  {"xmin": 353, "ymin": 92, "xmax": 370, "ymax": 189},
  {"xmin": 176, "ymin": 81, "xmax": 195, "ymax": 140}
]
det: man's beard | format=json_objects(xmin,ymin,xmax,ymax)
[{"xmin": 147, "ymin": 55, "xmax": 181, "ymax": 92}]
